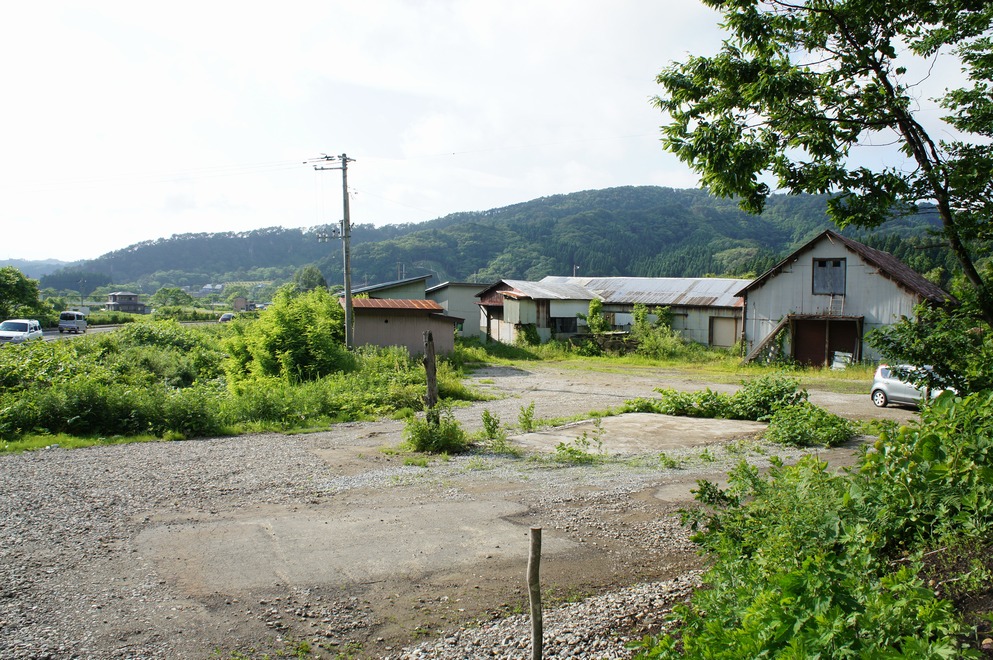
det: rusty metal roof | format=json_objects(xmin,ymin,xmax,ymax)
[
  {"xmin": 540, "ymin": 276, "xmax": 749, "ymax": 308},
  {"xmin": 347, "ymin": 298, "xmax": 444, "ymax": 311}
]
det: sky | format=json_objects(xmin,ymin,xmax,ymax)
[
  {"xmin": 0, "ymin": 1, "xmax": 730, "ymax": 262},
  {"xmin": 1, "ymin": 2, "xmax": 967, "ymax": 264}
]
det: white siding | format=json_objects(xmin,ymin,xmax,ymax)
[
  {"xmin": 743, "ymin": 243, "xmax": 923, "ymax": 361},
  {"xmin": 427, "ymin": 285, "xmax": 486, "ymax": 339},
  {"xmin": 549, "ymin": 300, "xmax": 591, "ymax": 319}
]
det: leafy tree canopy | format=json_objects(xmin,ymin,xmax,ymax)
[
  {"xmin": 149, "ymin": 287, "xmax": 195, "ymax": 308},
  {"xmin": 0, "ymin": 266, "xmax": 41, "ymax": 319},
  {"xmin": 654, "ymin": 0, "xmax": 993, "ymax": 324},
  {"xmin": 293, "ymin": 264, "xmax": 328, "ymax": 292}
]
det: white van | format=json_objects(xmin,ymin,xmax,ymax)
[{"xmin": 58, "ymin": 311, "xmax": 87, "ymax": 334}]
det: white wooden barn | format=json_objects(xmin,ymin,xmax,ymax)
[{"xmin": 736, "ymin": 230, "xmax": 952, "ymax": 366}]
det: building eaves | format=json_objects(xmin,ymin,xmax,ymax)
[
  {"xmin": 346, "ymin": 298, "xmax": 444, "ymax": 312},
  {"xmin": 352, "ymin": 275, "xmax": 432, "ymax": 295},
  {"xmin": 425, "ymin": 281, "xmax": 487, "ymax": 295},
  {"xmin": 736, "ymin": 229, "xmax": 953, "ymax": 304},
  {"xmin": 540, "ymin": 276, "xmax": 749, "ymax": 308}
]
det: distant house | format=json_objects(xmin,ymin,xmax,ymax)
[
  {"xmin": 476, "ymin": 276, "xmax": 749, "ymax": 346},
  {"xmin": 352, "ymin": 275, "xmax": 432, "ymax": 300},
  {"xmin": 346, "ymin": 298, "xmax": 463, "ymax": 355},
  {"xmin": 198, "ymin": 284, "xmax": 224, "ymax": 297},
  {"xmin": 737, "ymin": 230, "xmax": 953, "ymax": 366},
  {"xmin": 425, "ymin": 282, "xmax": 488, "ymax": 339},
  {"xmin": 105, "ymin": 291, "xmax": 146, "ymax": 314}
]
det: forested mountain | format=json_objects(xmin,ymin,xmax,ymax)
[
  {"xmin": 40, "ymin": 186, "xmax": 953, "ymax": 296},
  {"xmin": 0, "ymin": 259, "xmax": 70, "ymax": 280}
]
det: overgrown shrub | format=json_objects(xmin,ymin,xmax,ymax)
[
  {"xmin": 156, "ymin": 384, "xmax": 229, "ymax": 438},
  {"xmin": 224, "ymin": 286, "xmax": 352, "ymax": 383},
  {"xmin": 622, "ymin": 374, "xmax": 808, "ymax": 422},
  {"xmin": 515, "ymin": 323, "xmax": 541, "ymax": 347},
  {"xmin": 634, "ymin": 390, "xmax": 993, "ymax": 658},
  {"xmin": 635, "ymin": 324, "xmax": 688, "ymax": 360},
  {"xmin": 404, "ymin": 407, "xmax": 470, "ymax": 454},
  {"xmin": 518, "ymin": 401, "xmax": 537, "ymax": 431},
  {"xmin": 764, "ymin": 401, "xmax": 856, "ymax": 447},
  {"xmin": 730, "ymin": 374, "xmax": 807, "ymax": 420}
]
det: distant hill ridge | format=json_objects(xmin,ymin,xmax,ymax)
[{"xmin": 37, "ymin": 186, "xmax": 951, "ymax": 294}]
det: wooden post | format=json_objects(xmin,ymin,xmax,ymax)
[
  {"xmin": 528, "ymin": 527, "xmax": 543, "ymax": 660},
  {"xmin": 423, "ymin": 331, "xmax": 439, "ymax": 425}
]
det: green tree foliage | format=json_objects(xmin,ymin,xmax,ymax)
[
  {"xmin": 223, "ymin": 286, "xmax": 351, "ymax": 383},
  {"xmin": 149, "ymin": 286, "xmax": 195, "ymax": 307},
  {"xmin": 292, "ymin": 264, "xmax": 328, "ymax": 292},
  {"xmin": 0, "ymin": 266, "xmax": 41, "ymax": 319},
  {"xmin": 636, "ymin": 391, "xmax": 993, "ymax": 658},
  {"xmin": 580, "ymin": 298, "xmax": 610, "ymax": 335},
  {"xmin": 654, "ymin": 0, "xmax": 993, "ymax": 325},
  {"xmin": 869, "ymin": 302, "xmax": 993, "ymax": 394}
]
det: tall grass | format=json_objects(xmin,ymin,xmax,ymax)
[{"xmin": 0, "ymin": 325, "xmax": 486, "ymax": 445}]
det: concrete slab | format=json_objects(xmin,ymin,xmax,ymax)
[
  {"xmin": 136, "ymin": 499, "xmax": 577, "ymax": 596},
  {"xmin": 514, "ymin": 412, "xmax": 767, "ymax": 454}
]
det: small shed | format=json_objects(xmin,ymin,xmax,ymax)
[{"xmin": 347, "ymin": 298, "xmax": 462, "ymax": 355}]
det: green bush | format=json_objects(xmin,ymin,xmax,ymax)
[
  {"xmin": 635, "ymin": 391, "xmax": 993, "ymax": 658},
  {"xmin": 730, "ymin": 374, "xmax": 807, "ymax": 420},
  {"xmin": 518, "ymin": 401, "xmax": 537, "ymax": 431},
  {"xmin": 635, "ymin": 324, "xmax": 688, "ymax": 360},
  {"xmin": 152, "ymin": 307, "xmax": 217, "ymax": 322},
  {"xmin": 764, "ymin": 401, "xmax": 856, "ymax": 447},
  {"xmin": 403, "ymin": 407, "xmax": 470, "ymax": 454},
  {"xmin": 158, "ymin": 384, "xmax": 228, "ymax": 438},
  {"xmin": 224, "ymin": 286, "xmax": 352, "ymax": 383},
  {"xmin": 481, "ymin": 409, "xmax": 502, "ymax": 440},
  {"xmin": 623, "ymin": 374, "xmax": 808, "ymax": 422},
  {"xmin": 83, "ymin": 311, "xmax": 141, "ymax": 326}
]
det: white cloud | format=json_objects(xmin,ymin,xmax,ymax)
[{"xmin": 0, "ymin": 1, "xmax": 759, "ymax": 261}]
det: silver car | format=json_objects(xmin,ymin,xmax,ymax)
[
  {"xmin": 870, "ymin": 364, "xmax": 943, "ymax": 407},
  {"xmin": 0, "ymin": 319, "xmax": 44, "ymax": 344}
]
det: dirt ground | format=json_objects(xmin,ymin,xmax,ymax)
[{"xmin": 1, "ymin": 363, "xmax": 917, "ymax": 658}]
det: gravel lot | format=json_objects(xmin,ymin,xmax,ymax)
[{"xmin": 0, "ymin": 364, "xmax": 912, "ymax": 659}]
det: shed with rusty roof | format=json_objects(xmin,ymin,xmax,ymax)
[{"xmin": 345, "ymin": 297, "xmax": 462, "ymax": 355}]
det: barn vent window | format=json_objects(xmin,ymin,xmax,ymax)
[{"xmin": 812, "ymin": 258, "xmax": 846, "ymax": 295}]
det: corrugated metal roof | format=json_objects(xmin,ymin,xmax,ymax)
[
  {"xmin": 540, "ymin": 276, "xmax": 749, "ymax": 308},
  {"xmin": 352, "ymin": 275, "xmax": 431, "ymax": 295},
  {"xmin": 497, "ymin": 279, "xmax": 596, "ymax": 301},
  {"xmin": 348, "ymin": 298, "xmax": 444, "ymax": 311}
]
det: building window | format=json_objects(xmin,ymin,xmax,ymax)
[{"xmin": 812, "ymin": 258, "xmax": 846, "ymax": 295}]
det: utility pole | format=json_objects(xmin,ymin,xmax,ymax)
[{"xmin": 309, "ymin": 153, "xmax": 355, "ymax": 349}]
